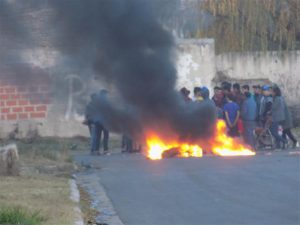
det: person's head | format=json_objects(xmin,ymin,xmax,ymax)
[
  {"xmin": 99, "ymin": 89, "xmax": 108, "ymax": 99},
  {"xmin": 271, "ymin": 85, "xmax": 282, "ymax": 97},
  {"xmin": 180, "ymin": 87, "xmax": 190, "ymax": 97},
  {"xmin": 221, "ymin": 81, "xmax": 232, "ymax": 95},
  {"xmin": 233, "ymin": 83, "xmax": 241, "ymax": 94},
  {"xmin": 242, "ymin": 84, "xmax": 250, "ymax": 94},
  {"xmin": 90, "ymin": 93, "xmax": 97, "ymax": 101},
  {"xmin": 213, "ymin": 86, "xmax": 221, "ymax": 95},
  {"xmin": 194, "ymin": 87, "xmax": 202, "ymax": 97},
  {"xmin": 262, "ymin": 85, "xmax": 271, "ymax": 96},
  {"xmin": 200, "ymin": 86, "xmax": 210, "ymax": 99},
  {"xmin": 252, "ymin": 85, "xmax": 262, "ymax": 94}
]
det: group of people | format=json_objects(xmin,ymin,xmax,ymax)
[
  {"xmin": 180, "ymin": 82, "xmax": 299, "ymax": 150},
  {"xmin": 85, "ymin": 83, "xmax": 298, "ymax": 155}
]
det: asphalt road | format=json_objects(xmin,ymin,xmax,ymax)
[{"xmin": 75, "ymin": 151, "xmax": 300, "ymax": 225}]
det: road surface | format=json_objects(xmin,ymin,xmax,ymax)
[{"xmin": 75, "ymin": 151, "xmax": 300, "ymax": 225}]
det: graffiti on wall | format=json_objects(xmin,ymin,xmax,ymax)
[{"xmin": 64, "ymin": 74, "xmax": 87, "ymax": 121}]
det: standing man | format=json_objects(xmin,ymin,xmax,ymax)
[
  {"xmin": 223, "ymin": 94, "xmax": 240, "ymax": 137},
  {"xmin": 88, "ymin": 89, "xmax": 110, "ymax": 155},
  {"xmin": 259, "ymin": 85, "xmax": 273, "ymax": 127},
  {"xmin": 232, "ymin": 83, "xmax": 245, "ymax": 107},
  {"xmin": 270, "ymin": 85, "xmax": 287, "ymax": 149},
  {"xmin": 241, "ymin": 85, "xmax": 257, "ymax": 148},
  {"xmin": 221, "ymin": 81, "xmax": 232, "ymax": 98},
  {"xmin": 212, "ymin": 86, "xmax": 226, "ymax": 119}
]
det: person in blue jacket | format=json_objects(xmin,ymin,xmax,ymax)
[{"xmin": 87, "ymin": 89, "xmax": 110, "ymax": 155}]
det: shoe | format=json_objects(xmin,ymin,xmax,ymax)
[
  {"xmin": 103, "ymin": 150, "xmax": 110, "ymax": 156},
  {"xmin": 293, "ymin": 142, "xmax": 299, "ymax": 149}
]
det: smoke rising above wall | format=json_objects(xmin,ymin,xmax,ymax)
[
  {"xmin": 49, "ymin": 0, "xmax": 216, "ymax": 141},
  {"xmin": 0, "ymin": 0, "xmax": 216, "ymax": 142}
]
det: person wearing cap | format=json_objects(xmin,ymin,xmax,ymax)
[
  {"xmin": 259, "ymin": 85, "xmax": 273, "ymax": 126},
  {"xmin": 200, "ymin": 86, "xmax": 215, "ymax": 106},
  {"xmin": 193, "ymin": 87, "xmax": 203, "ymax": 102}
]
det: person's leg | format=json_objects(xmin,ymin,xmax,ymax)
[
  {"xmin": 122, "ymin": 135, "xmax": 126, "ymax": 149},
  {"xmin": 282, "ymin": 129, "xmax": 287, "ymax": 141},
  {"xmin": 88, "ymin": 122, "xmax": 92, "ymax": 135},
  {"xmin": 91, "ymin": 123, "xmax": 101, "ymax": 154},
  {"xmin": 90, "ymin": 123, "xmax": 95, "ymax": 153},
  {"xmin": 243, "ymin": 121, "xmax": 256, "ymax": 148},
  {"xmin": 103, "ymin": 128, "xmax": 109, "ymax": 153},
  {"xmin": 127, "ymin": 138, "xmax": 133, "ymax": 152},
  {"xmin": 270, "ymin": 122, "xmax": 286, "ymax": 149},
  {"xmin": 285, "ymin": 129, "xmax": 298, "ymax": 145}
]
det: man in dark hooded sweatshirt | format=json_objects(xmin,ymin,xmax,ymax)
[
  {"xmin": 86, "ymin": 89, "xmax": 110, "ymax": 155},
  {"xmin": 200, "ymin": 86, "xmax": 218, "ymax": 118},
  {"xmin": 241, "ymin": 85, "xmax": 257, "ymax": 148}
]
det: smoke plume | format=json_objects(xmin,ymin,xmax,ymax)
[
  {"xmin": 49, "ymin": 0, "xmax": 216, "ymax": 142},
  {"xmin": 0, "ymin": 0, "xmax": 216, "ymax": 142}
]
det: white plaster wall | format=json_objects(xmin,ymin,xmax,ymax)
[
  {"xmin": 216, "ymin": 51, "xmax": 300, "ymax": 104},
  {"xmin": 176, "ymin": 39, "xmax": 215, "ymax": 94}
]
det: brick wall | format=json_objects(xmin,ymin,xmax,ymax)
[{"xmin": 0, "ymin": 66, "xmax": 51, "ymax": 122}]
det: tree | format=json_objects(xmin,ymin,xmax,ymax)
[{"xmin": 196, "ymin": 0, "xmax": 300, "ymax": 53}]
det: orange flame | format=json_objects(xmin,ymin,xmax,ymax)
[
  {"xmin": 211, "ymin": 120, "xmax": 256, "ymax": 156},
  {"xmin": 146, "ymin": 120, "xmax": 255, "ymax": 160},
  {"xmin": 146, "ymin": 133, "xmax": 203, "ymax": 160}
]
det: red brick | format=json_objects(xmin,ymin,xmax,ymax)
[
  {"xmin": 30, "ymin": 112, "xmax": 46, "ymax": 119},
  {"xmin": 0, "ymin": 94, "xmax": 9, "ymax": 100},
  {"xmin": 19, "ymin": 100, "xmax": 29, "ymax": 106},
  {"xmin": 36, "ymin": 105, "xmax": 47, "ymax": 112},
  {"xmin": 5, "ymin": 87, "xmax": 16, "ymax": 93},
  {"xmin": 24, "ymin": 106, "xmax": 35, "ymax": 112},
  {"xmin": 7, "ymin": 114, "xmax": 17, "ymax": 120},
  {"xmin": 11, "ymin": 94, "xmax": 21, "ymax": 100},
  {"xmin": 13, "ymin": 107, "xmax": 23, "ymax": 113},
  {"xmin": 1, "ymin": 108, "xmax": 10, "ymax": 113},
  {"xmin": 6, "ymin": 100, "xmax": 17, "ymax": 106},
  {"xmin": 19, "ymin": 113, "xmax": 29, "ymax": 120}
]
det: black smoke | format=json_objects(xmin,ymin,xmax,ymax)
[
  {"xmin": 0, "ymin": 0, "xmax": 216, "ymax": 142},
  {"xmin": 49, "ymin": 0, "xmax": 216, "ymax": 142}
]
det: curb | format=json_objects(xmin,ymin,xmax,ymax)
[
  {"xmin": 76, "ymin": 170, "xmax": 124, "ymax": 225},
  {"xmin": 69, "ymin": 179, "xmax": 85, "ymax": 225}
]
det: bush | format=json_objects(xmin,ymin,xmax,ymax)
[{"xmin": 0, "ymin": 207, "xmax": 44, "ymax": 225}]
